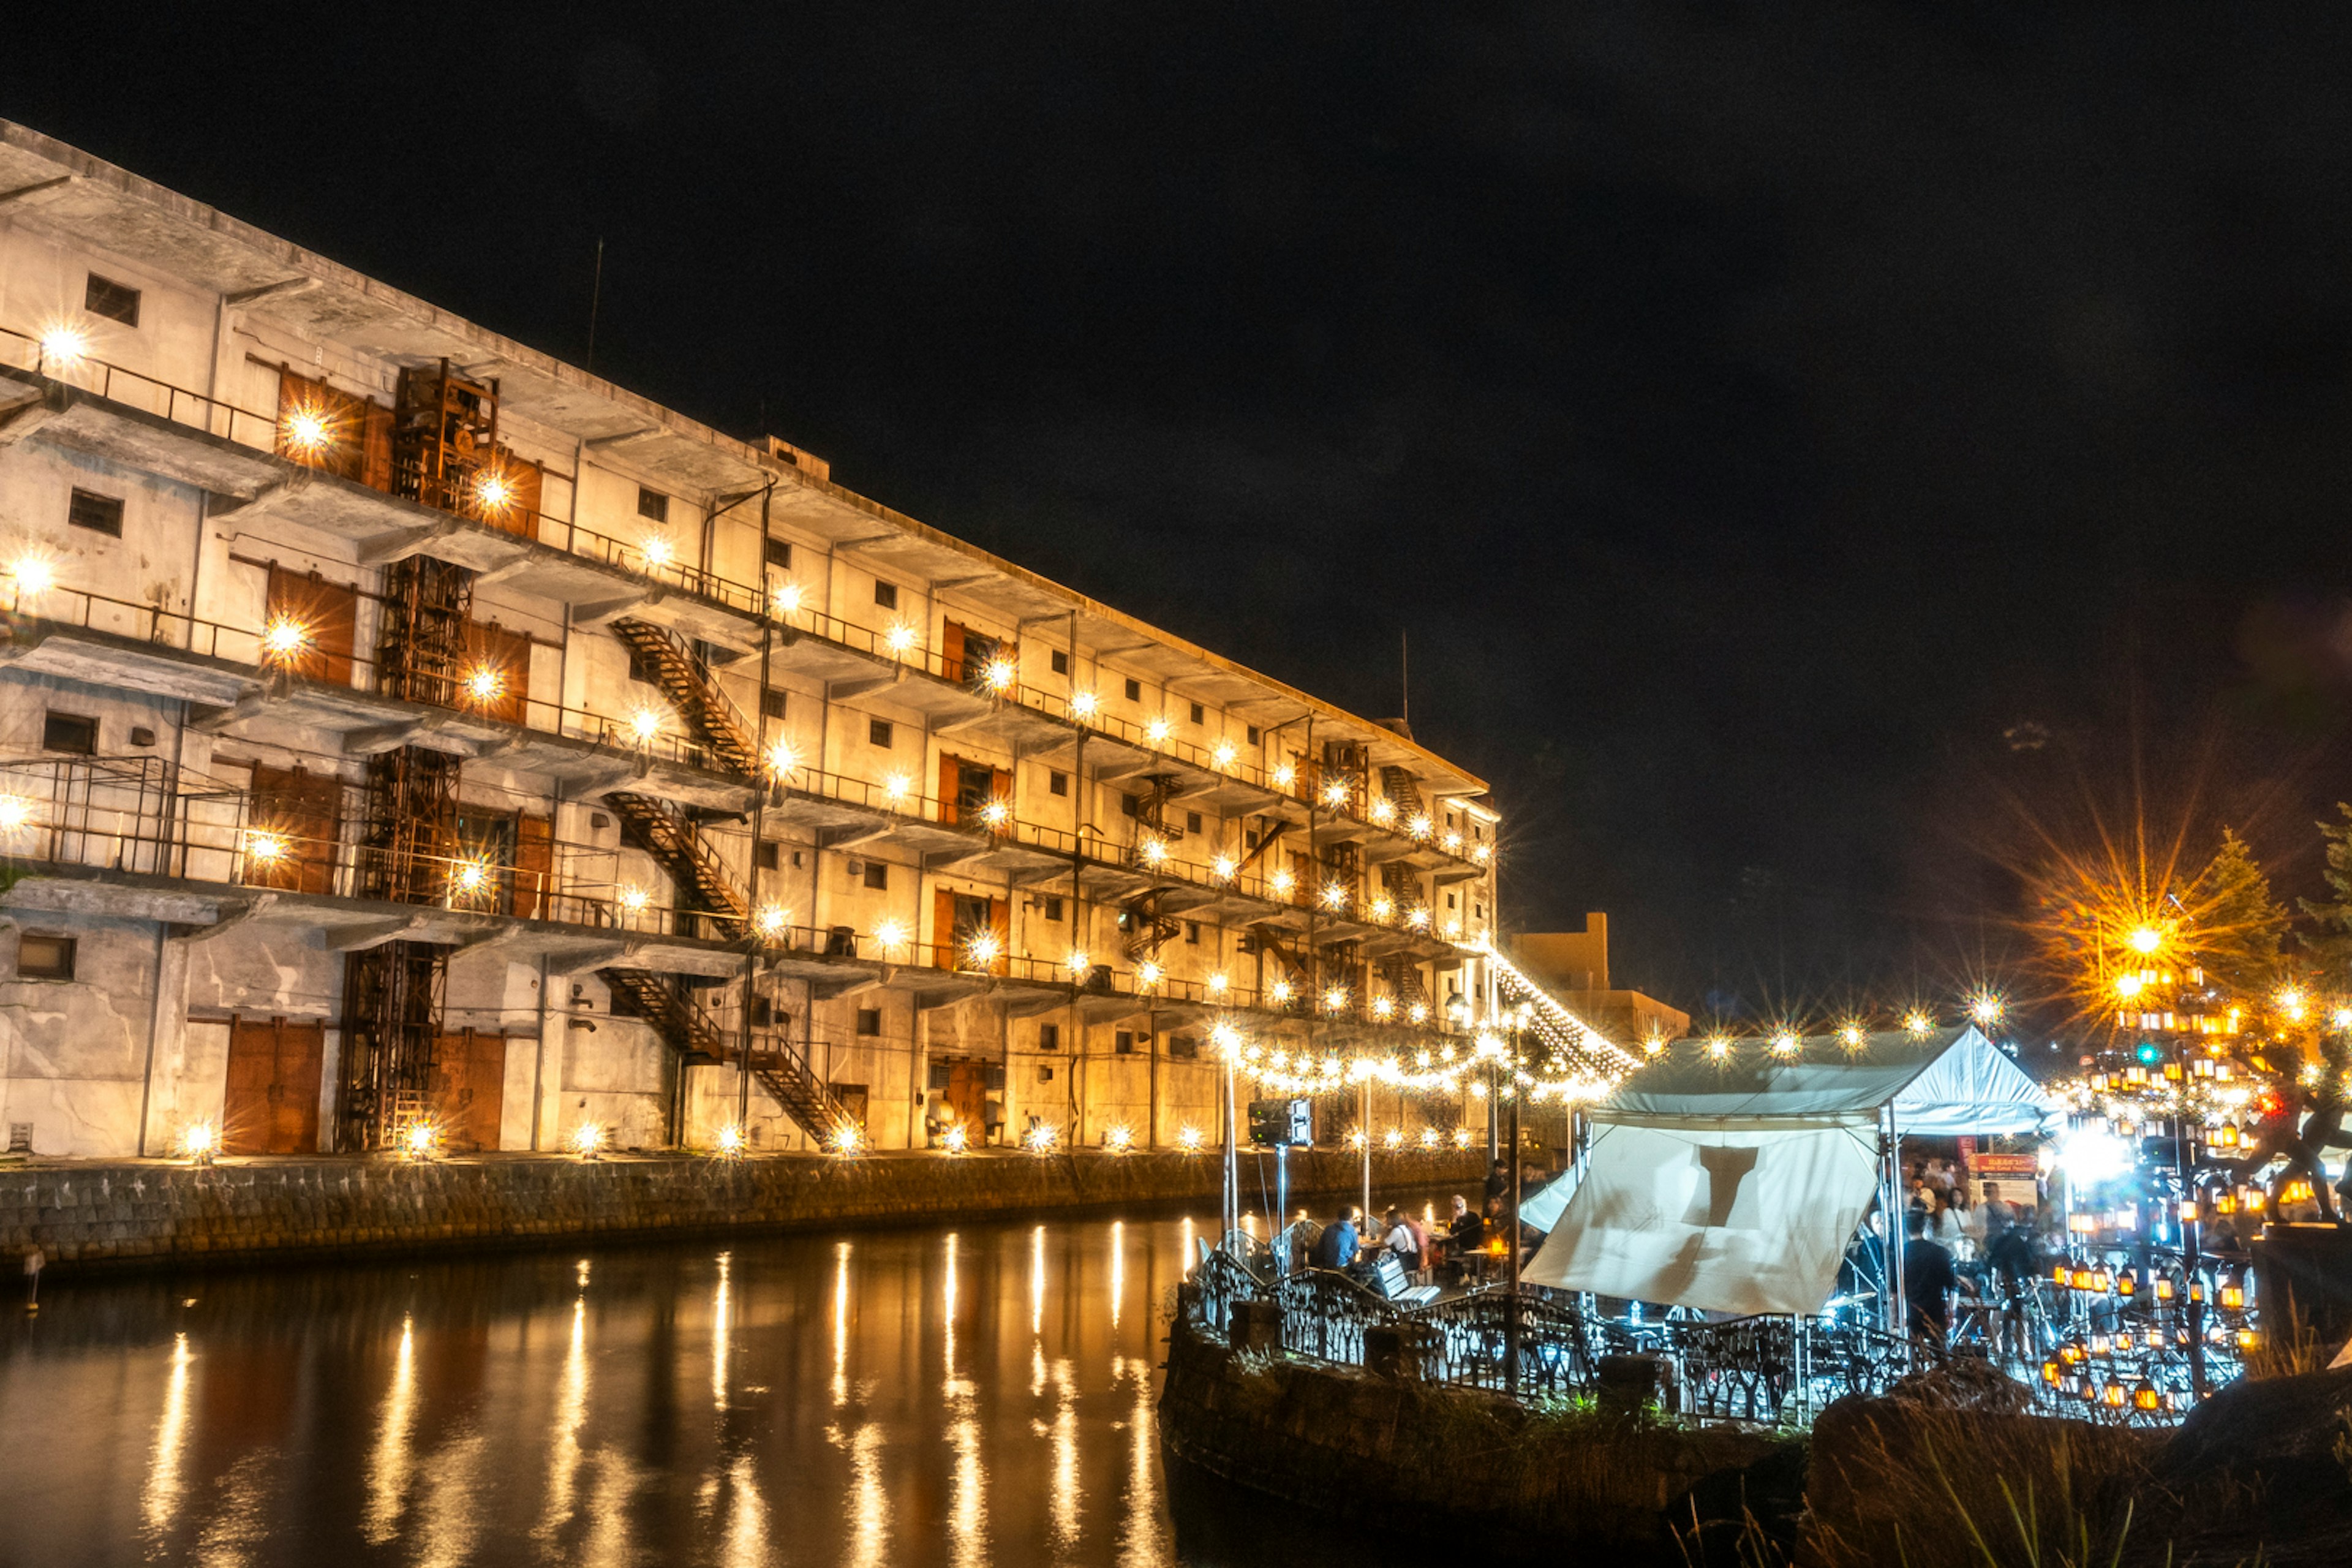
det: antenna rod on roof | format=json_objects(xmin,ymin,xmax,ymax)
[{"xmin": 585, "ymin": 236, "xmax": 605, "ymax": 375}]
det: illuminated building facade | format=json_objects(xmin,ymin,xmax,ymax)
[{"xmin": 0, "ymin": 122, "xmax": 1518, "ymax": 1158}]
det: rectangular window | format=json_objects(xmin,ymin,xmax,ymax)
[
  {"xmin": 1185, "ymin": 811, "xmax": 1202, "ymax": 835},
  {"xmin": 750, "ymin": 997, "xmax": 775, "ymax": 1028},
  {"xmin": 1185, "ymin": 921, "xmax": 1200, "ymax": 944},
  {"xmin": 1038, "ymin": 1065, "xmax": 1055, "ymax": 1082},
  {"xmin": 873, "ymin": 581, "xmax": 898, "ymax": 611},
  {"xmin": 1475, "ymin": 903, "xmax": 1485, "ymax": 919},
  {"xmin": 1123, "ymin": 677, "xmax": 1142, "ymax": 702},
  {"xmin": 1447, "ymin": 892, "xmax": 1457, "ymax": 909},
  {"xmin": 627, "ymin": 650, "xmax": 654, "ymax": 685},
  {"xmin": 761, "ymin": 690, "xmax": 787, "ymax": 720},
  {"xmin": 764, "ymin": 537, "xmax": 791, "ymax": 568},
  {"xmin": 1048, "ymin": 771, "xmax": 1068, "ymax": 796},
  {"xmin": 1120, "ymin": 794, "xmax": 1138, "ymax": 818},
  {"xmin": 755, "ymin": 842, "xmax": 780, "ymax": 871},
  {"xmin": 1245, "ymin": 829, "xmax": 1261, "ymax": 850},
  {"xmin": 1043, "ymin": 895, "xmax": 1065, "ymax": 921},
  {"xmin": 84, "ymin": 273, "xmax": 140, "ymax": 326},
  {"xmin": 862, "ymin": 862, "xmax": 889, "ymax": 891},
  {"xmin": 42, "ymin": 711, "xmax": 96, "ymax": 755},
  {"xmin": 636, "ymin": 486, "xmax": 669, "ymax": 523},
  {"xmin": 855, "ymin": 1008, "xmax": 881, "ymax": 1036},
  {"xmin": 1114, "ymin": 1030, "xmax": 1135, "ymax": 1055},
  {"xmin": 1169, "ymin": 1034, "xmax": 1200, "ymax": 1060},
  {"xmin": 1246, "ymin": 725, "xmax": 1261, "ymax": 745},
  {"xmin": 1039, "ymin": 1023, "xmax": 1061, "ymax": 1051},
  {"xmin": 67, "ymin": 488, "xmax": 123, "ymax": 537},
  {"xmin": 868, "ymin": 718, "xmax": 893, "ymax": 748},
  {"xmin": 1050, "ymin": 649, "xmax": 1068, "ymax": 676},
  {"xmin": 1189, "ymin": 702, "xmax": 1204, "ymax": 725},
  {"xmin": 16, "ymin": 932, "xmax": 74, "ymax": 980}
]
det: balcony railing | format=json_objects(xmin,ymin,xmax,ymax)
[{"xmin": 2, "ymin": 323, "xmax": 1491, "ymax": 870}]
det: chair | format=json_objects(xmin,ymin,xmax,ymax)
[{"xmin": 1372, "ymin": 1251, "xmax": 1441, "ymax": 1306}]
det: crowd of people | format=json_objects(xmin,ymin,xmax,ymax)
[
  {"xmin": 1899, "ymin": 1165, "xmax": 2046, "ymax": 1350},
  {"xmin": 1303, "ymin": 1160, "xmax": 1544, "ymax": 1291}
]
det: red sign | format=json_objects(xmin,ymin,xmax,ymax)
[{"xmin": 1970, "ymin": 1153, "xmax": 2040, "ymax": 1175}]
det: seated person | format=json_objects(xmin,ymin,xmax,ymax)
[
  {"xmin": 1309, "ymin": 1205, "xmax": 1360, "ymax": 1271},
  {"xmin": 1444, "ymin": 1194, "xmax": 1484, "ymax": 1254},
  {"xmin": 1378, "ymin": 1206, "xmax": 1418, "ymax": 1267}
]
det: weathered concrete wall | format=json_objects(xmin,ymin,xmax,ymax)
[
  {"xmin": 0, "ymin": 1145, "xmax": 1480, "ymax": 1274},
  {"xmin": 1157, "ymin": 1302, "xmax": 1787, "ymax": 1562}
]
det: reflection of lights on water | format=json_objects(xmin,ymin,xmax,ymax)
[
  {"xmin": 361, "ymin": 1316, "xmax": 417, "ymax": 1545},
  {"xmin": 140, "ymin": 1332, "xmax": 192, "ymax": 1533}
]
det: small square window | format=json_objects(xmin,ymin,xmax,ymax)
[
  {"xmin": 129, "ymin": 726, "xmax": 154, "ymax": 747},
  {"xmin": 1120, "ymin": 794, "xmax": 1138, "ymax": 818},
  {"xmin": 42, "ymin": 711, "xmax": 96, "ymax": 755},
  {"xmin": 873, "ymin": 581, "xmax": 898, "ymax": 611},
  {"xmin": 1050, "ymin": 649, "xmax": 1068, "ymax": 676},
  {"xmin": 761, "ymin": 690, "xmax": 787, "ymax": 720},
  {"xmin": 1043, "ymin": 895, "xmax": 1065, "ymax": 921},
  {"xmin": 68, "ymin": 488, "xmax": 123, "ymax": 537},
  {"xmin": 1049, "ymin": 771, "xmax": 1068, "ymax": 796},
  {"xmin": 636, "ymin": 487, "xmax": 669, "ymax": 523},
  {"xmin": 1114, "ymin": 1030, "xmax": 1135, "ymax": 1055},
  {"xmin": 1246, "ymin": 725, "xmax": 1261, "ymax": 746},
  {"xmin": 1185, "ymin": 811, "xmax": 1202, "ymax": 834},
  {"xmin": 862, "ymin": 862, "xmax": 889, "ymax": 891},
  {"xmin": 1123, "ymin": 677, "xmax": 1142, "ymax": 703},
  {"xmin": 751, "ymin": 997, "xmax": 776, "ymax": 1027},
  {"xmin": 764, "ymin": 537, "xmax": 791, "ymax": 568},
  {"xmin": 1038, "ymin": 1065, "xmax": 1055, "ymax": 1082},
  {"xmin": 1039, "ymin": 1023, "xmax": 1061, "ymax": 1051},
  {"xmin": 84, "ymin": 273, "xmax": 140, "ymax": 326},
  {"xmin": 1189, "ymin": 702, "xmax": 1204, "ymax": 725},
  {"xmin": 1245, "ymin": 829, "xmax": 1261, "ymax": 850},
  {"xmin": 791, "ymin": 850, "xmax": 805, "ymax": 869},
  {"xmin": 755, "ymin": 842, "xmax": 780, "ymax": 871},
  {"xmin": 627, "ymin": 650, "xmax": 654, "ymax": 685},
  {"xmin": 16, "ymin": 933, "xmax": 75, "ymax": 980},
  {"xmin": 1169, "ymin": 1034, "xmax": 1200, "ymax": 1060},
  {"xmin": 1185, "ymin": 921, "xmax": 1200, "ymax": 944},
  {"xmin": 855, "ymin": 1008, "xmax": 882, "ymax": 1036},
  {"xmin": 868, "ymin": 718, "xmax": 893, "ymax": 748}
]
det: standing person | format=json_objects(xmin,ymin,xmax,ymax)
[
  {"xmin": 1936, "ymin": 1188, "xmax": 1973, "ymax": 1264},
  {"xmin": 1485, "ymin": 1159, "xmax": 1510, "ymax": 1205},
  {"xmin": 1310, "ymin": 1205, "xmax": 1360, "ymax": 1270},
  {"xmin": 1902, "ymin": 1208, "xmax": 1960, "ymax": 1350}
]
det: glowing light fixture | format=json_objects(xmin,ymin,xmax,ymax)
[
  {"xmin": 465, "ymin": 666, "xmax": 503, "ymax": 704},
  {"xmin": 1769, "ymin": 1030, "xmax": 1800, "ymax": 1057},
  {"xmin": 886, "ymin": 623, "xmax": 916, "ymax": 655},
  {"xmin": 38, "ymin": 324, "xmax": 89, "ymax": 365},
  {"xmin": 938, "ymin": 1123, "xmax": 968, "ymax": 1154},
  {"xmin": 1321, "ymin": 779, "xmax": 1349, "ymax": 807},
  {"xmin": 766, "ymin": 740, "xmax": 799, "ymax": 778},
  {"xmin": 641, "ymin": 536, "xmax": 674, "ymax": 570},
  {"xmin": 1406, "ymin": 813, "xmax": 1431, "ymax": 839},
  {"xmin": 715, "ymin": 1124, "xmax": 747, "ymax": 1158},
  {"xmin": 1102, "ymin": 1123, "xmax": 1134, "ymax": 1153},
  {"xmin": 618, "ymin": 885, "xmax": 650, "ymax": 914},
  {"xmin": 964, "ymin": 931, "xmax": 1003, "ymax": 967},
  {"xmin": 982, "ymin": 657, "xmax": 1017, "ymax": 692},
  {"xmin": 1903, "ymin": 1010, "xmax": 1934, "ymax": 1036},
  {"xmin": 829, "ymin": 1122, "xmax": 864, "ymax": 1156},
  {"xmin": 246, "ymin": 830, "xmax": 288, "ymax": 863},
  {"xmin": 979, "ymin": 798, "xmax": 1010, "ymax": 829},
  {"xmin": 475, "ymin": 472, "xmax": 515, "ymax": 513},
  {"xmin": 1369, "ymin": 797, "xmax": 1395, "ymax": 824},
  {"xmin": 1146, "ymin": 717, "xmax": 1171, "ymax": 744},
  {"xmin": 1837, "ymin": 1023, "xmax": 1866, "ymax": 1050},
  {"xmin": 1969, "ymin": 992, "xmax": 2005, "ymax": 1026},
  {"xmin": 1706, "ymin": 1034, "xmax": 1733, "ymax": 1061},
  {"xmin": 630, "ymin": 707, "xmax": 663, "ymax": 744},
  {"xmin": 884, "ymin": 772, "xmax": 912, "ymax": 802},
  {"xmin": 771, "ymin": 581, "xmax": 804, "ymax": 615},
  {"xmin": 568, "ymin": 1122, "xmax": 606, "ymax": 1159},
  {"xmin": 10, "ymin": 556, "xmax": 54, "ymax": 596},
  {"xmin": 1140, "ymin": 837, "xmax": 1168, "ymax": 866},
  {"xmin": 1177, "ymin": 1124, "xmax": 1204, "ymax": 1153},
  {"xmin": 452, "ymin": 858, "xmax": 489, "ymax": 894},
  {"xmin": 1208, "ymin": 973, "xmax": 1228, "ymax": 993},
  {"xmin": 1212, "ymin": 855, "xmax": 1237, "ymax": 880},
  {"xmin": 1268, "ymin": 868, "xmax": 1295, "ymax": 897},
  {"xmin": 1024, "ymin": 1123, "xmax": 1060, "ymax": 1154},
  {"xmin": 179, "ymin": 1120, "xmax": 218, "ymax": 1164},
  {"xmin": 1319, "ymin": 883, "xmax": 1346, "ymax": 910},
  {"xmin": 1139, "ymin": 962, "xmax": 1163, "ymax": 987},
  {"xmin": 1273, "ymin": 763, "xmax": 1296, "ymax": 789},
  {"xmin": 1065, "ymin": 949, "xmax": 1091, "ymax": 976},
  {"xmin": 1324, "ymin": 986, "xmax": 1349, "ymax": 1012},
  {"xmin": 2128, "ymin": 925, "xmax": 2163, "ymax": 954},
  {"xmin": 873, "ymin": 919, "xmax": 908, "ymax": 951},
  {"xmin": 0, "ymin": 795, "xmax": 31, "ymax": 833},
  {"xmin": 402, "ymin": 1121, "xmax": 440, "ymax": 1159},
  {"xmin": 1382, "ymin": 1128, "xmax": 1405, "ymax": 1150},
  {"xmin": 1069, "ymin": 690, "xmax": 1098, "ymax": 720},
  {"xmin": 282, "ymin": 405, "xmax": 334, "ymax": 456},
  {"xmin": 1213, "ymin": 741, "xmax": 1237, "ymax": 768}
]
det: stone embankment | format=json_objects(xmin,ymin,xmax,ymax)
[{"xmin": 1, "ymin": 1146, "xmax": 1477, "ymax": 1275}]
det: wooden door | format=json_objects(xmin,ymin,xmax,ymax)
[
  {"xmin": 943, "ymin": 1059, "xmax": 988, "ymax": 1137},
  {"xmin": 459, "ymin": 620, "xmax": 530, "ymax": 723},
  {"xmin": 274, "ymin": 367, "xmax": 368, "ymax": 483},
  {"xmin": 429, "ymin": 1029, "xmax": 509, "ymax": 1152},
  {"xmin": 514, "ymin": 815, "xmax": 552, "ymax": 919},
  {"xmin": 264, "ymin": 567, "xmax": 358, "ymax": 687},
  {"xmin": 246, "ymin": 763, "xmax": 339, "ymax": 893},
  {"xmin": 221, "ymin": 1017, "xmax": 324, "ymax": 1155}
]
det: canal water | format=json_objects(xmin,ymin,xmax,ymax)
[{"xmin": 0, "ymin": 1204, "xmax": 1449, "ymax": 1568}]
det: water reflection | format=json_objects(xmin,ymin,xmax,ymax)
[{"xmin": 0, "ymin": 1200, "xmax": 1449, "ymax": 1566}]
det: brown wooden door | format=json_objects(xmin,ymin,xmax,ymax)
[
  {"xmin": 429, "ymin": 1029, "xmax": 508, "ymax": 1152},
  {"xmin": 246, "ymin": 763, "xmax": 339, "ymax": 893},
  {"xmin": 941, "ymin": 620, "xmax": 968, "ymax": 684},
  {"xmin": 222, "ymin": 1017, "xmax": 324, "ymax": 1155},
  {"xmin": 514, "ymin": 815, "xmax": 552, "ymax": 919},
  {"xmin": 264, "ymin": 567, "xmax": 358, "ymax": 687},
  {"xmin": 459, "ymin": 621, "xmax": 530, "ymax": 723},
  {"xmin": 937, "ymin": 754, "xmax": 963, "ymax": 825},
  {"xmin": 943, "ymin": 1058, "xmax": 987, "ymax": 1136}
]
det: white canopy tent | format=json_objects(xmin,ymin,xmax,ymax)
[{"xmin": 1521, "ymin": 1025, "xmax": 2053, "ymax": 1317}]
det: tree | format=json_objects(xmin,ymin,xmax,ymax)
[{"xmin": 2194, "ymin": 827, "xmax": 2291, "ymax": 1000}]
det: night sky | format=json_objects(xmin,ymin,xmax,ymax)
[{"xmin": 10, "ymin": 8, "xmax": 2352, "ymax": 1024}]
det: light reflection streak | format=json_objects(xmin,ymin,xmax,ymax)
[
  {"xmin": 1180, "ymin": 1215, "xmax": 1195, "ymax": 1276},
  {"xmin": 1049, "ymin": 1357, "xmax": 1080, "ymax": 1554},
  {"xmin": 361, "ymin": 1315, "xmax": 417, "ymax": 1545},
  {"xmin": 720, "ymin": 1455, "xmax": 769, "ymax": 1568},
  {"xmin": 1116, "ymin": 1356, "xmax": 1170, "ymax": 1568},
  {"xmin": 712, "ymin": 1251, "xmax": 732, "ymax": 1412},
  {"xmin": 831, "ymin": 1240, "xmax": 850, "ymax": 1408},
  {"xmin": 536, "ymin": 1297, "xmax": 589, "ymax": 1545},
  {"xmin": 192, "ymin": 1449, "xmax": 276, "ymax": 1567},
  {"xmin": 943, "ymin": 1232, "xmax": 987, "ymax": 1566},
  {"xmin": 831, "ymin": 1422, "xmax": 889, "ymax": 1568},
  {"xmin": 140, "ymin": 1332, "xmax": 192, "ymax": 1534},
  {"xmin": 1030, "ymin": 1223, "xmax": 1046, "ymax": 1337},
  {"xmin": 1109, "ymin": 1219, "xmax": 1125, "ymax": 1330},
  {"xmin": 415, "ymin": 1431, "xmax": 487, "ymax": 1568}
]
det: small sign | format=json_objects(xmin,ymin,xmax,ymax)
[
  {"xmin": 1247, "ymin": 1098, "xmax": 1313, "ymax": 1148},
  {"xmin": 1971, "ymin": 1153, "xmax": 2040, "ymax": 1175}
]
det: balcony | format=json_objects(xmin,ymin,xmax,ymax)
[{"xmin": 0, "ymin": 582, "xmax": 757, "ymax": 812}]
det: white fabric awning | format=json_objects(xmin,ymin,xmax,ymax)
[
  {"xmin": 1521, "ymin": 1121, "xmax": 1882, "ymax": 1316},
  {"xmin": 1521, "ymin": 1024, "xmax": 2054, "ymax": 1314}
]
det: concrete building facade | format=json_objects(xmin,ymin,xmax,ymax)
[{"xmin": 0, "ymin": 122, "xmax": 1526, "ymax": 1161}]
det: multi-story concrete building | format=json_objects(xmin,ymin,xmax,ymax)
[{"xmin": 0, "ymin": 121, "xmax": 1551, "ymax": 1160}]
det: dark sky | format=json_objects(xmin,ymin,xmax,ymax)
[{"xmin": 12, "ymin": 6, "xmax": 2352, "ymax": 1021}]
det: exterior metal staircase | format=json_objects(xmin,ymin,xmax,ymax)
[
  {"xmin": 600, "ymin": 968, "xmax": 857, "ymax": 1144},
  {"xmin": 608, "ymin": 617, "xmax": 763, "ymax": 776},
  {"xmin": 606, "ymin": 790, "xmax": 748, "ymax": 938},
  {"xmin": 1120, "ymin": 889, "xmax": 1181, "ymax": 961}
]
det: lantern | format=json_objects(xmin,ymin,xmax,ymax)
[{"xmin": 2133, "ymin": 1381, "xmax": 2162, "ymax": 1412}]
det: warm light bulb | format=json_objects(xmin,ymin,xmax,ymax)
[
  {"xmin": 1273, "ymin": 763, "xmax": 1296, "ymax": 789},
  {"xmin": 569, "ymin": 1122, "xmax": 605, "ymax": 1157},
  {"xmin": 262, "ymin": 617, "xmax": 309, "ymax": 659},
  {"xmin": 619, "ymin": 885, "xmax": 649, "ymax": 913},
  {"xmin": 1320, "ymin": 883, "xmax": 1346, "ymax": 909},
  {"xmin": 830, "ymin": 1123, "xmax": 864, "ymax": 1155},
  {"xmin": 1369, "ymin": 797, "xmax": 1395, "ymax": 824},
  {"xmin": 1406, "ymin": 813, "xmax": 1431, "ymax": 839},
  {"xmin": 771, "ymin": 581, "xmax": 804, "ymax": 615},
  {"xmin": 884, "ymin": 773, "xmax": 911, "ymax": 801},
  {"xmin": 1177, "ymin": 1125, "xmax": 1204, "ymax": 1152},
  {"xmin": 1141, "ymin": 837, "xmax": 1167, "ymax": 865},
  {"xmin": 39, "ymin": 325, "xmax": 89, "ymax": 364},
  {"xmin": 756, "ymin": 905, "xmax": 789, "ymax": 937},
  {"xmin": 1769, "ymin": 1030, "xmax": 1799, "ymax": 1057},
  {"xmin": 246, "ymin": 831, "xmax": 287, "ymax": 862},
  {"xmin": 1102, "ymin": 1124, "xmax": 1134, "ymax": 1152},
  {"xmin": 1213, "ymin": 742, "xmax": 1237, "ymax": 768},
  {"xmin": 979, "ymin": 799, "xmax": 1009, "ymax": 828},
  {"xmin": 1838, "ymin": 1023, "xmax": 1866, "ymax": 1050},
  {"xmin": 1207, "ymin": 972, "xmax": 1228, "ymax": 993},
  {"xmin": 1269, "ymin": 869, "xmax": 1295, "ymax": 896},
  {"xmin": 1139, "ymin": 962, "xmax": 1162, "ymax": 987},
  {"xmin": 1706, "ymin": 1035, "xmax": 1733, "ymax": 1060},
  {"xmin": 886, "ymin": 624, "xmax": 916, "ymax": 654},
  {"xmin": 466, "ymin": 667, "xmax": 503, "ymax": 703},
  {"xmin": 1146, "ymin": 717, "xmax": 1171, "ymax": 744},
  {"xmin": 1212, "ymin": 855, "xmax": 1237, "ymax": 880},
  {"xmin": 1066, "ymin": 949, "xmax": 1091, "ymax": 976},
  {"xmin": 453, "ymin": 860, "xmax": 488, "ymax": 893},
  {"xmin": 1324, "ymin": 986, "xmax": 1348, "ymax": 1012},
  {"xmin": 0, "ymin": 795, "xmax": 30, "ymax": 833},
  {"xmin": 2128, "ymin": 926, "xmax": 2163, "ymax": 954},
  {"xmin": 11, "ymin": 556, "xmax": 53, "ymax": 595},
  {"xmin": 641, "ymin": 536, "xmax": 674, "ymax": 569},
  {"xmin": 475, "ymin": 473, "xmax": 514, "ymax": 512},
  {"xmin": 965, "ymin": 932, "xmax": 1001, "ymax": 966},
  {"xmin": 1069, "ymin": 690, "xmax": 1098, "ymax": 720},
  {"xmin": 982, "ymin": 657, "xmax": 1016, "ymax": 692},
  {"xmin": 766, "ymin": 740, "xmax": 798, "ymax": 777},
  {"xmin": 630, "ymin": 708, "xmax": 662, "ymax": 743},
  {"xmin": 1322, "ymin": 780, "xmax": 1349, "ymax": 807},
  {"xmin": 404, "ymin": 1121, "xmax": 438, "ymax": 1156},
  {"xmin": 715, "ymin": 1125, "xmax": 746, "ymax": 1156},
  {"xmin": 1904, "ymin": 1011, "xmax": 1933, "ymax": 1036},
  {"xmin": 874, "ymin": 920, "xmax": 907, "ymax": 949}
]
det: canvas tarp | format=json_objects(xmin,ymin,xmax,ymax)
[
  {"xmin": 1519, "ymin": 1121, "xmax": 1883, "ymax": 1314},
  {"xmin": 1521, "ymin": 1025, "xmax": 2056, "ymax": 1314}
]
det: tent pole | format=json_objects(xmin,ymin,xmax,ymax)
[{"xmin": 1888, "ymin": 1102, "xmax": 1908, "ymax": 1348}]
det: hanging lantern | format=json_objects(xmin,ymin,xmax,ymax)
[
  {"xmin": 2118, "ymin": 1268, "xmax": 2137, "ymax": 1298},
  {"xmin": 2041, "ymin": 1359, "xmax": 2062, "ymax": 1386},
  {"xmin": 2220, "ymin": 1281, "xmax": 2245, "ymax": 1310},
  {"xmin": 2102, "ymin": 1382, "xmax": 2128, "ymax": 1409},
  {"xmin": 2154, "ymin": 1275, "xmax": 2176, "ymax": 1302},
  {"xmin": 2133, "ymin": 1381, "xmax": 2162, "ymax": 1412}
]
